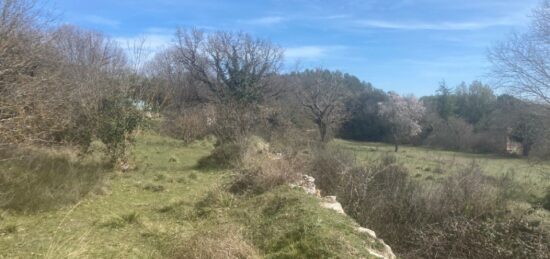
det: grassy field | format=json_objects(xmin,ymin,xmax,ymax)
[
  {"xmin": 0, "ymin": 133, "xmax": 382, "ymax": 258},
  {"xmin": 336, "ymin": 139, "xmax": 550, "ymax": 198},
  {"xmin": 336, "ymin": 139, "xmax": 550, "ymax": 228}
]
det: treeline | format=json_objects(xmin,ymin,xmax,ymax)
[
  {"xmin": 341, "ymin": 79, "xmax": 550, "ymax": 157},
  {"xmin": 2, "ymin": 0, "xmax": 548, "ymax": 166},
  {"xmin": 421, "ymin": 82, "xmax": 549, "ymax": 156}
]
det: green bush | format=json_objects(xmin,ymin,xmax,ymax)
[{"xmin": 96, "ymin": 97, "xmax": 143, "ymax": 163}]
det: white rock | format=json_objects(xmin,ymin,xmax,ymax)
[
  {"xmin": 357, "ymin": 227, "xmax": 377, "ymax": 238},
  {"xmin": 320, "ymin": 196, "xmax": 346, "ymax": 214}
]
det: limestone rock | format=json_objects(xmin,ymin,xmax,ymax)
[
  {"xmin": 292, "ymin": 174, "xmax": 397, "ymax": 259},
  {"xmin": 321, "ymin": 196, "xmax": 345, "ymax": 214}
]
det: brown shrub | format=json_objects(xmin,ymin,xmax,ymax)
[
  {"xmin": 425, "ymin": 116, "xmax": 475, "ymax": 151},
  {"xmin": 406, "ymin": 217, "xmax": 550, "ymax": 259},
  {"xmin": 309, "ymin": 144, "xmax": 355, "ymax": 196},
  {"xmin": 229, "ymin": 157, "xmax": 300, "ymax": 195},
  {"xmin": 308, "ymin": 146, "xmax": 550, "ymax": 258},
  {"xmin": 162, "ymin": 106, "xmax": 212, "ymax": 144}
]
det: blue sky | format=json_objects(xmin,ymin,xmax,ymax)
[{"xmin": 47, "ymin": 0, "xmax": 540, "ymax": 96}]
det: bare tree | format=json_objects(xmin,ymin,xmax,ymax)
[
  {"xmin": 489, "ymin": 0, "xmax": 550, "ymax": 105},
  {"xmin": 379, "ymin": 92, "xmax": 425, "ymax": 152},
  {"xmin": 294, "ymin": 69, "xmax": 348, "ymax": 142},
  {"xmin": 169, "ymin": 28, "xmax": 284, "ymax": 142},
  {"xmin": 173, "ymin": 28, "xmax": 283, "ymax": 106},
  {"xmin": 0, "ymin": 0, "xmax": 60, "ymax": 145}
]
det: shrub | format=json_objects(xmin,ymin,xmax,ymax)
[
  {"xmin": 406, "ymin": 217, "xmax": 550, "ymax": 259},
  {"xmin": 162, "ymin": 106, "xmax": 212, "ymax": 144},
  {"xmin": 196, "ymin": 142, "xmax": 244, "ymax": 169},
  {"xmin": 425, "ymin": 116, "xmax": 476, "ymax": 151},
  {"xmin": 337, "ymin": 163, "xmax": 417, "ymax": 242},
  {"xmin": 229, "ymin": 158, "xmax": 299, "ymax": 195},
  {"xmin": 309, "ymin": 145, "xmax": 355, "ymax": 196},
  {"xmin": 433, "ymin": 163, "xmax": 504, "ymax": 219},
  {"xmin": 211, "ymin": 104, "xmax": 261, "ymax": 144},
  {"xmin": 95, "ymin": 97, "xmax": 143, "ymax": 164},
  {"xmin": 309, "ymin": 149, "xmax": 550, "ymax": 258}
]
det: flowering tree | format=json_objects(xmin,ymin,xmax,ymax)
[{"xmin": 379, "ymin": 92, "xmax": 425, "ymax": 152}]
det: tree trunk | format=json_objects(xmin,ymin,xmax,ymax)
[
  {"xmin": 393, "ymin": 133, "xmax": 399, "ymax": 152},
  {"xmin": 318, "ymin": 121, "xmax": 327, "ymax": 142}
]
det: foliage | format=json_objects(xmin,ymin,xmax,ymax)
[
  {"xmin": 435, "ymin": 81, "xmax": 455, "ymax": 120},
  {"xmin": 339, "ymin": 83, "xmax": 389, "ymax": 141},
  {"xmin": 95, "ymin": 97, "xmax": 143, "ymax": 163}
]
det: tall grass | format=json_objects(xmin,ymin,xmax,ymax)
[{"xmin": 0, "ymin": 146, "xmax": 108, "ymax": 212}]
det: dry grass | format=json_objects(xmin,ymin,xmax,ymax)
[
  {"xmin": 229, "ymin": 156, "xmax": 300, "ymax": 195},
  {"xmin": 0, "ymin": 146, "xmax": 108, "ymax": 212},
  {"xmin": 166, "ymin": 224, "xmax": 261, "ymax": 259}
]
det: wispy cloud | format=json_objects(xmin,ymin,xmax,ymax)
[
  {"xmin": 285, "ymin": 46, "xmax": 328, "ymax": 60},
  {"xmin": 355, "ymin": 19, "xmax": 517, "ymax": 30},
  {"xmin": 81, "ymin": 15, "xmax": 120, "ymax": 28},
  {"xmin": 245, "ymin": 16, "xmax": 286, "ymax": 25}
]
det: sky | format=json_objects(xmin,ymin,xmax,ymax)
[{"xmin": 46, "ymin": 0, "xmax": 541, "ymax": 96}]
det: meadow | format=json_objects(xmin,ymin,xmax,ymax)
[{"xmin": 0, "ymin": 133, "xmax": 382, "ymax": 258}]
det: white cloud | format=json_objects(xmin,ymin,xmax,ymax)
[
  {"xmin": 244, "ymin": 16, "xmax": 286, "ymax": 26},
  {"xmin": 82, "ymin": 15, "xmax": 120, "ymax": 28},
  {"xmin": 285, "ymin": 46, "xmax": 328, "ymax": 59},
  {"xmin": 115, "ymin": 32, "xmax": 173, "ymax": 61},
  {"xmin": 355, "ymin": 18, "xmax": 522, "ymax": 30}
]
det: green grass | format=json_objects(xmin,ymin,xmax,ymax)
[
  {"xmin": 0, "ymin": 132, "xmax": 217, "ymax": 258},
  {"xmin": 0, "ymin": 132, "xmax": 381, "ymax": 258},
  {"xmin": 336, "ymin": 139, "xmax": 550, "ymax": 199}
]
